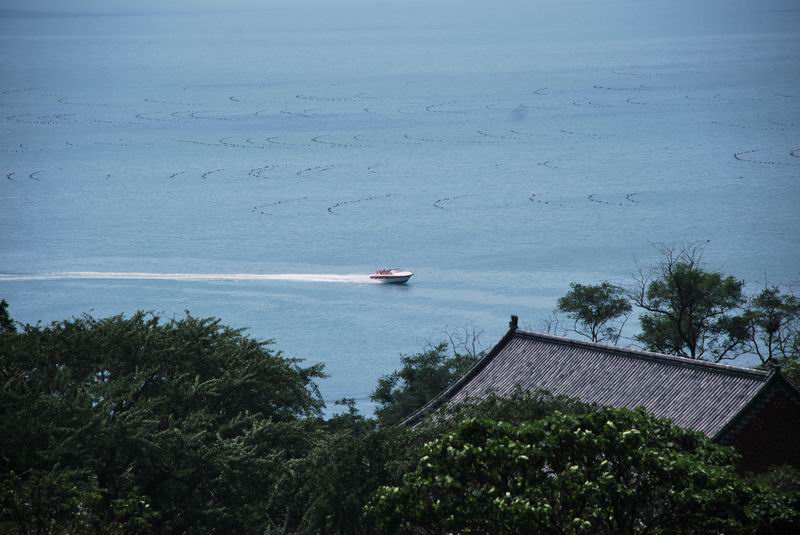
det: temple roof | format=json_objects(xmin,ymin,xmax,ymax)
[{"xmin": 404, "ymin": 325, "xmax": 773, "ymax": 438}]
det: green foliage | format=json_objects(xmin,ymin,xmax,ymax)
[
  {"xmin": 281, "ymin": 400, "xmax": 414, "ymax": 535},
  {"xmin": 746, "ymin": 485, "xmax": 800, "ymax": 535},
  {"xmin": 750, "ymin": 465, "xmax": 800, "ymax": 494},
  {"xmin": 783, "ymin": 358, "xmax": 800, "ymax": 388},
  {"xmin": 0, "ymin": 311, "xmax": 325, "ymax": 533},
  {"xmin": 2, "ymin": 305, "xmax": 798, "ymax": 533},
  {"xmin": 556, "ymin": 282, "xmax": 631, "ymax": 343},
  {"xmin": 634, "ymin": 244, "xmax": 748, "ymax": 361},
  {"xmin": 0, "ymin": 468, "xmax": 103, "ymax": 534},
  {"xmin": 0, "ymin": 310, "xmax": 594, "ymax": 534},
  {"xmin": 0, "ymin": 299, "xmax": 15, "ymax": 334},
  {"xmin": 745, "ymin": 286, "xmax": 800, "ymax": 365},
  {"xmin": 552, "ymin": 246, "xmax": 800, "ymax": 379},
  {"xmin": 371, "ymin": 342, "xmax": 480, "ymax": 426},
  {"xmin": 368, "ymin": 408, "xmax": 797, "ymax": 534},
  {"xmin": 275, "ymin": 390, "xmax": 591, "ymax": 535}
]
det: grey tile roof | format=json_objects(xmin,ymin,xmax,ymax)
[{"xmin": 406, "ymin": 328, "xmax": 771, "ymax": 437}]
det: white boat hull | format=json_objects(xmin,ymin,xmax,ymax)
[{"xmin": 370, "ymin": 271, "xmax": 413, "ymax": 284}]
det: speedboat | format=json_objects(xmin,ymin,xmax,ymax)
[{"xmin": 370, "ymin": 268, "xmax": 413, "ymax": 284}]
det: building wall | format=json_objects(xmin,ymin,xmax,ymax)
[{"xmin": 717, "ymin": 378, "xmax": 800, "ymax": 473}]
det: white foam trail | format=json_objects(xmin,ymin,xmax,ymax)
[{"xmin": 0, "ymin": 271, "xmax": 378, "ymax": 284}]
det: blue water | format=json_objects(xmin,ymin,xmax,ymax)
[{"xmin": 2, "ymin": 2, "xmax": 799, "ymax": 412}]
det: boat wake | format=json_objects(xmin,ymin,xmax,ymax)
[{"xmin": 0, "ymin": 271, "xmax": 378, "ymax": 284}]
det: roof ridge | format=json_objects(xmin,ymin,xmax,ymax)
[{"xmin": 514, "ymin": 329, "xmax": 769, "ymax": 379}]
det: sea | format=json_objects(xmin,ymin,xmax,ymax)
[{"xmin": 1, "ymin": 0, "xmax": 799, "ymax": 413}]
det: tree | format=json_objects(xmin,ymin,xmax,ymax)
[
  {"xmin": 368, "ymin": 408, "xmax": 800, "ymax": 534},
  {"xmin": 634, "ymin": 244, "xmax": 748, "ymax": 361},
  {"xmin": 0, "ymin": 468, "xmax": 104, "ymax": 535},
  {"xmin": 282, "ymin": 400, "xmax": 413, "ymax": 535},
  {"xmin": 371, "ymin": 335, "xmax": 482, "ymax": 427},
  {"xmin": 783, "ymin": 359, "xmax": 800, "ymax": 388},
  {"xmin": 745, "ymin": 286, "xmax": 800, "ymax": 366},
  {"xmin": 0, "ymin": 299, "xmax": 15, "ymax": 334},
  {"xmin": 555, "ymin": 282, "xmax": 631, "ymax": 343},
  {"xmin": 0, "ymin": 311, "xmax": 325, "ymax": 533},
  {"xmin": 287, "ymin": 389, "xmax": 599, "ymax": 535}
]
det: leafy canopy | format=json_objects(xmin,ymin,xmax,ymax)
[
  {"xmin": 745, "ymin": 286, "xmax": 800, "ymax": 365},
  {"xmin": 2, "ymin": 304, "xmax": 799, "ymax": 533},
  {"xmin": 288, "ymin": 391, "xmax": 596, "ymax": 535},
  {"xmin": 634, "ymin": 244, "xmax": 748, "ymax": 361},
  {"xmin": 0, "ymin": 311, "xmax": 325, "ymax": 533},
  {"xmin": 551, "ymin": 245, "xmax": 800, "ymax": 382},
  {"xmin": 556, "ymin": 282, "xmax": 631, "ymax": 343},
  {"xmin": 0, "ymin": 299, "xmax": 15, "ymax": 334},
  {"xmin": 368, "ymin": 408, "xmax": 799, "ymax": 534},
  {"xmin": 371, "ymin": 341, "xmax": 480, "ymax": 426}
]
